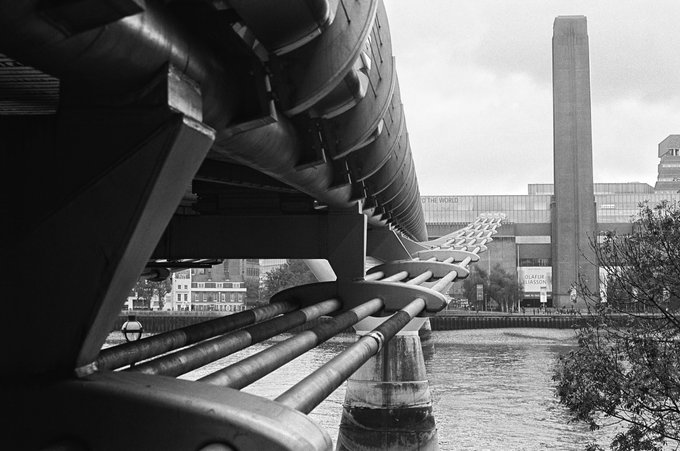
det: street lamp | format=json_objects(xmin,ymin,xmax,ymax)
[{"xmin": 121, "ymin": 315, "xmax": 143, "ymax": 342}]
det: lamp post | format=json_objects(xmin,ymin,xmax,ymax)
[
  {"xmin": 121, "ymin": 315, "xmax": 143, "ymax": 342},
  {"xmin": 121, "ymin": 315, "xmax": 143, "ymax": 367}
]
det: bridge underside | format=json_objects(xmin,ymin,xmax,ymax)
[{"xmin": 2, "ymin": 1, "xmax": 500, "ymax": 449}]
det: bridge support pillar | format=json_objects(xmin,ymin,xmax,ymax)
[
  {"xmin": 419, "ymin": 318, "xmax": 435, "ymax": 360},
  {"xmin": 337, "ymin": 317, "xmax": 439, "ymax": 450},
  {"xmin": 327, "ymin": 206, "xmax": 367, "ymax": 280},
  {"xmin": 7, "ymin": 66, "xmax": 216, "ymax": 378}
]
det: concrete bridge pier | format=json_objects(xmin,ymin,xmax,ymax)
[
  {"xmin": 337, "ymin": 317, "xmax": 439, "ymax": 450},
  {"xmin": 418, "ymin": 318, "xmax": 435, "ymax": 360}
]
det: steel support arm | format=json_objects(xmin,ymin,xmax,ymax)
[{"xmin": 153, "ymin": 210, "xmax": 366, "ymax": 279}]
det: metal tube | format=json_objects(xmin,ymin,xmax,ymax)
[
  {"xmin": 364, "ymin": 271, "xmax": 384, "ymax": 281},
  {"xmin": 275, "ymin": 297, "xmax": 426, "ymax": 414},
  {"xmin": 381, "ymin": 271, "xmax": 409, "ymax": 282},
  {"xmin": 407, "ymin": 271, "xmax": 433, "ymax": 286},
  {"xmin": 213, "ymin": 115, "xmax": 356, "ymax": 210},
  {"xmin": 128, "ymin": 299, "xmax": 340, "ymax": 377},
  {"xmin": 460, "ymin": 256, "xmax": 473, "ymax": 267},
  {"xmin": 96, "ymin": 301, "xmax": 298, "ymax": 371},
  {"xmin": 430, "ymin": 271, "xmax": 459, "ymax": 293},
  {"xmin": 0, "ymin": 2, "xmax": 433, "ymax": 240},
  {"xmin": 199, "ymin": 298, "xmax": 384, "ymax": 388}
]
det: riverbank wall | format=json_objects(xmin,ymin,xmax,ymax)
[
  {"xmin": 429, "ymin": 314, "xmax": 584, "ymax": 330},
  {"xmin": 113, "ymin": 311, "xmax": 586, "ymax": 334}
]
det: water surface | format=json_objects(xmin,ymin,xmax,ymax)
[{"xmin": 111, "ymin": 328, "xmax": 617, "ymax": 449}]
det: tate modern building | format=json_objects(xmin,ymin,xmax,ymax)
[
  {"xmin": 422, "ymin": 16, "xmax": 680, "ymax": 309},
  {"xmin": 421, "ymin": 144, "xmax": 680, "ymax": 309}
]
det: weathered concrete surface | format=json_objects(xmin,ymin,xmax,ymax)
[{"xmin": 337, "ymin": 328, "xmax": 438, "ymax": 450}]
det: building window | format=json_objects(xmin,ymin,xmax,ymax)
[{"xmin": 519, "ymin": 258, "xmax": 552, "ymax": 267}]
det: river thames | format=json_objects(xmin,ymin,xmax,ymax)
[{"xmin": 109, "ymin": 328, "xmax": 615, "ymax": 450}]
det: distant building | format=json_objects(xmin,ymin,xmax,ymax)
[
  {"xmin": 244, "ymin": 259, "xmax": 287, "ymax": 291},
  {"xmin": 171, "ymin": 270, "xmax": 192, "ymax": 311},
  {"xmin": 551, "ymin": 16, "xmax": 598, "ymax": 308},
  {"xmin": 654, "ymin": 135, "xmax": 680, "ymax": 193},
  {"xmin": 226, "ymin": 259, "xmax": 247, "ymax": 282},
  {"xmin": 169, "ymin": 261, "xmax": 247, "ymax": 312},
  {"xmin": 421, "ymin": 178, "xmax": 680, "ymax": 309}
]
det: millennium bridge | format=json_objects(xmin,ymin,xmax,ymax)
[{"xmin": 3, "ymin": 1, "xmax": 501, "ymax": 449}]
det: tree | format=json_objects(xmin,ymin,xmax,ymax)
[
  {"xmin": 261, "ymin": 259, "xmax": 318, "ymax": 301},
  {"xmin": 244, "ymin": 278, "xmax": 261, "ymax": 305},
  {"xmin": 553, "ymin": 201, "xmax": 680, "ymax": 450},
  {"xmin": 151, "ymin": 278, "xmax": 171, "ymax": 310},
  {"xmin": 462, "ymin": 266, "xmax": 488, "ymax": 311},
  {"xmin": 488, "ymin": 263, "xmax": 520, "ymax": 312},
  {"xmin": 131, "ymin": 277, "xmax": 171, "ymax": 309},
  {"xmin": 131, "ymin": 278, "xmax": 155, "ymax": 309},
  {"xmin": 461, "ymin": 264, "xmax": 519, "ymax": 311}
]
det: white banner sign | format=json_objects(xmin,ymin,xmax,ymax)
[{"xmin": 518, "ymin": 267, "xmax": 552, "ymax": 293}]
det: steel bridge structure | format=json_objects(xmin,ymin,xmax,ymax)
[{"xmin": 2, "ymin": 1, "xmax": 502, "ymax": 449}]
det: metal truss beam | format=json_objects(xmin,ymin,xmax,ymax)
[{"xmin": 153, "ymin": 209, "xmax": 366, "ymax": 279}]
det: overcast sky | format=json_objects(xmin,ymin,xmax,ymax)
[{"xmin": 384, "ymin": 0, "xmax": 680, "ymax": 195}]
